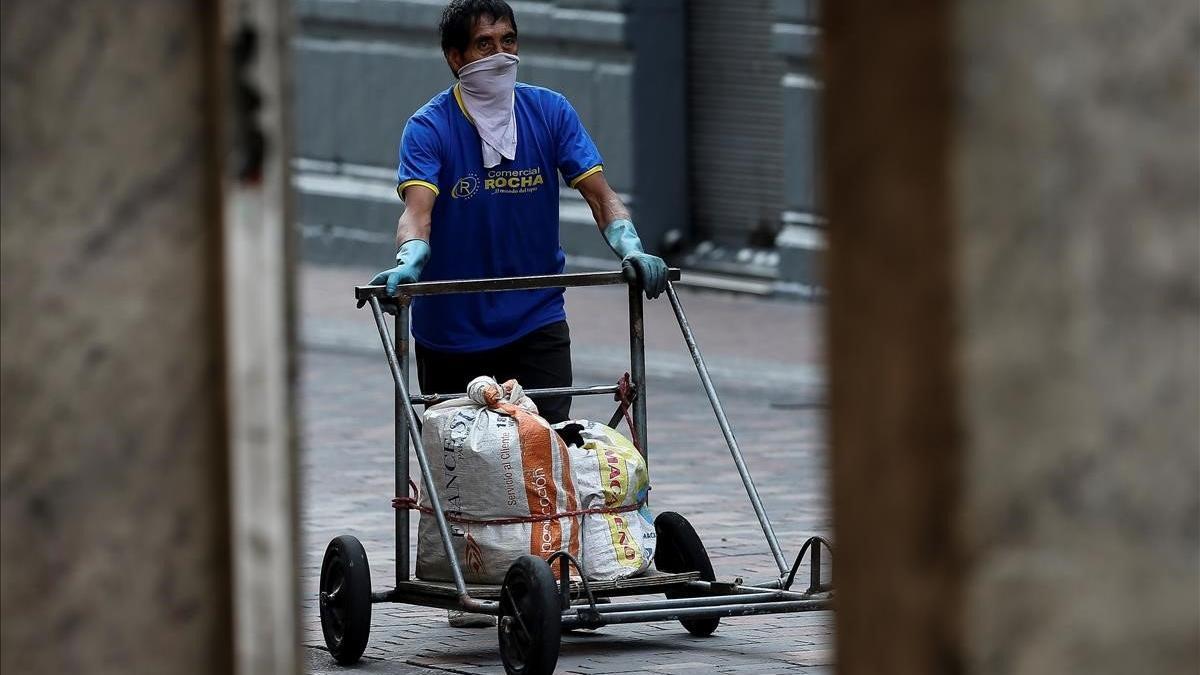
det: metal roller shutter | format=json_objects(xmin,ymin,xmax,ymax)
[{"xmin": 687, "ymin": 0, "xmax": 786, "ymax": 248}]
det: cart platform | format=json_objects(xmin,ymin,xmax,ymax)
[{"xmin": 380, "ymin": 570, "xmax": 702, "ymax": 602}]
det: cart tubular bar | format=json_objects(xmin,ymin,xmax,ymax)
[
  {"xmin": 664, "ymin": 281, "xmax": 790, "ymax": 575},
  {"xmin": 395, "ymin": 298, "xmax": 411, "ymax": 582},
  {"xmin": 368, "ymin": 296, "xmax": 482, "ymax": 609},
  {"xmin": 409, "ymin": 384, "xmax": 621, "ymax": 406},
  {"xmin": 628, "ymin": 280, "xmax": 648, "ymax": 462},
  {"xmin": 355, "ymin": 269, "xmax": 682, "ymax": 300},
  {"xmin": 369, "ymin": 585, "xmax": 831, "ymax": 617},
  {"xmin": 781, "ymin": 535, "xmax": 834, "ymax": 593},
  {"xmin": 564, "ymin": 592, "xmax": 780, "ymax": 613},
  {"xmin": 559, "ymin": 598, "xmax": 829, "ymax": 629},
  {"xmin": 679, "ymin": 580, "xmax": 821, "ymax": 599},
  {"xmin": 559, "ymin": 590, "xmax": 832, "ymax": 617},
  {"xmin": 371, "ymin": 589, "xmax": 502, "ymax": 612}
]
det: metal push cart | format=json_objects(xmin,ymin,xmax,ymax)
[{"xmin": 319, "ymin": 269, "xmax": 833, "ymax": 675}]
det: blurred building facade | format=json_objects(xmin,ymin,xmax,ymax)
[{"xmin": 291, "ymin": 0, "xmax": 822, "ymax": 292}]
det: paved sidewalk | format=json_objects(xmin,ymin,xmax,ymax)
[{"xmin": 299, "ymin": 264, "xmax": 833, "ymax": 674}]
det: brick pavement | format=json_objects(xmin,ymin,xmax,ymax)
[{"xmin": 299, "ymin": 264, "xmax": 833, "ymax": 674}]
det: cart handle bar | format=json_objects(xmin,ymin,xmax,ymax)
[
  {"xmin": 355, "ymin": 268, "xmax": 681, "ymax": 300},
  {"xmin": 409, "ymin": 383, "xmax": 620, "ymax": 406}
]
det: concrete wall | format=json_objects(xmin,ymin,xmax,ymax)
[
  {"xmin": 825, "ymin": 0, "xmax": 1199, "ymax": 673},
  {"xmin": 955, "ymin": 2, "xmax": 1199, "ymax": 671},
  {"xmin": 774, "ymin": 0, "xmax": 822, "ymax": 222},
  {"xmin": 773, "ymin": 0, "xmax": 826, "ymax": 286},
  {"xmin": 1, "ymin": 3, "xmax": 233, "ymax": 674}
]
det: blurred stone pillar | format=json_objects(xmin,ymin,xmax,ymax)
[
  {"xmin": 823, "ymin": 1, "xmax": 1199, "ymax": 674},
  {"xmin": 1, "ymin": 2, "xmax": 297, "ymax": 674}
]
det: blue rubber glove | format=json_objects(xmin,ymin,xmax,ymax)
[
  {"xmin": 370, "ymin": 239, "xmax": 431, "ymax": 297},
  {"xmin": 603, "ymin": 219, "xmax": 668, "ymax": 299}
]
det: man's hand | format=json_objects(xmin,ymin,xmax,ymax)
[
  {"xmin": 358, "ymin": 238, "xmax": 431, "ymax": 309},
  {"xmin": 371, "ymin": 258, "xmax": 421, "ymax": 297},
  {"xmin": 601, "ymin": 218, "xmax": 668, "ymax": 299},
  {"xmin": 621, "ymin": 253, "xmax": 668, "ymax": 299},
  {"xmin": 575, "ymin": 174, "xmax": 668, "ymax": 298}
]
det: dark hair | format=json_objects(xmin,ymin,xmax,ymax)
[{"xmin": 439, "ymin": 0, "xmax": 518, "ymax": 55}]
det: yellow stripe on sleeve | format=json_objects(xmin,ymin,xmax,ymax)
[
  {"xmin": 397, "ymin": 180, "xmax": 439, "ymax": 200},
  {"xmin": 568, "ymin": 165, "xmax": 604, "ymax": 189}
]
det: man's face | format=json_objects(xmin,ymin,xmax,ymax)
[{"xmin": 447, "ymin": 14, "xmax": 518, "ymax": 76}]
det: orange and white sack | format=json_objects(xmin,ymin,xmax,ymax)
[
  {"xmin": 416, "ymin": 376, "xmax": 582, "ymax": 583},
  {"xmin": 415, "ymin": 376, "xmax": 654, "ymax": 583}
]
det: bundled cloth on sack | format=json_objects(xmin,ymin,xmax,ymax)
[{"xmin": 409, "ymin": 375, "xmax": 655, "ymax": 584}]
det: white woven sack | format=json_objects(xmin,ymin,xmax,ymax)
[{"xmin": 415, "ymin": 376, "xmax": 582, "ymax": 584}]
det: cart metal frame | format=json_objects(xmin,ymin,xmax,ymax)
[{"xmin": 346, "ymin": 268, "xmax": 832, "ymax": 637}]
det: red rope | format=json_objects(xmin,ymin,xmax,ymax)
[
  {"xmin": 392, "ymin": 494, "xmax": 646, "ymax": 526},
  {"xmin": 615, "ymin": 373, "xmax": 642, "ymax": 454},
  {"xmin": 395, "ymin": 374, "xmax": 647, "ymax": 527}
]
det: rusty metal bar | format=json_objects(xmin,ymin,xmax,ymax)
[
  {"xmin": 557, "ymin": 598, "xmax": 830, "ymax": 629},
  {"xmin": 396, "ymin": 298, "xmax": 411, "ymax": 583},
  {"xmin": 628, "ymin": 281, "xmax": 648, "ymax": 461},
  {"xmin": 368, "ymin": 296, "xmax": 475, "ymax": 605},
  {"xmin": 810, "ymin": 539, "xmax": 822, "ymax": 593},
  {"xmin": 560, "ymin": 592, "xmax": 783, "ymax": 614},
  {"xmin": 355, "ymin": 269, "xmax": 681, "ymax": 301},
  {"xmin": 408, "ymin": 384, "xmax": 620, "ymax": 406}
]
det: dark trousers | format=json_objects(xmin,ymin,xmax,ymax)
[{"xmin": 415, "ymin": 321, "xmax": 573, "ymax": 424}]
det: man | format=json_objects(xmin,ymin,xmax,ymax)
[{"xmin": 368, "ymin": 0, "xmax": 668, "ymax": 427}]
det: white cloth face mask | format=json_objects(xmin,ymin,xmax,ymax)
[{"xmin": 456, "ymin": 52, "xmax": 520, "ymax": 168}]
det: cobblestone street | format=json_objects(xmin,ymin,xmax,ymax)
[{"xmin": 299, "ymin": 265, "xmax": 833, "ymax": 674}]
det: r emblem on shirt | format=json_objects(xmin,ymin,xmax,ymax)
[{"xmin": 451, "ymin": 173, "xmax": 480, "ymax": 199}]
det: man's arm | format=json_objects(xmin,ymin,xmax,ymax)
[
  {"xmin": 575, "ymin": 170, "xmax": 629, "ymax": 230},
  {"xmin": 395, "ymin": 184, "xmax": 435, "ymax": 246},
  {"xmin": 574, "ymin": 171, "xmax": 668, "ymax": 299},
  {"xmin": 365, "ymin": 185, "xmax": 437, "ymax": 299}
]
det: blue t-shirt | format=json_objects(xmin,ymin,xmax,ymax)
[{"xmin": 395, "ymin": 82, "xmax": 604, "ymax": 353}]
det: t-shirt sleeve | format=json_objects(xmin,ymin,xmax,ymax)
[
  {"xmin": 552, "ymin": 94, "xmax": 604, "ymax": 188},
  {"xmin": 395, "ymin": 115, "xmax": 442, "ymax": 201}
]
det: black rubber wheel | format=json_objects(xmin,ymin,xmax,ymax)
[
  {"xmin": 654, "ymin": 511, "xmax": 720, "ymax": 637},
  {"xmin": 319, "ymin": 535, "xmax": 372, "ymax": 665},
  {"xmin": 498, "ymin": 555, "xmax": 562, "ymax": 675}
]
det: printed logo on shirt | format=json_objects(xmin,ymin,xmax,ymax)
[
  {"xmin": 484, "ymin": 167, "xmax": 545, "ymax": 195},
  {"xmin": 451, "ymin": 173, "xmax": 480, "ymax": 199}
]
